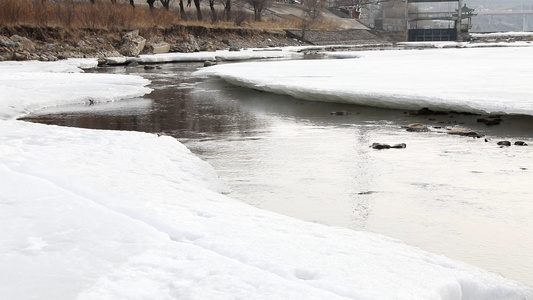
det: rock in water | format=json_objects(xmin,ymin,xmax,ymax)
[
  {"xmin": 204, "ymin": 60, "xmax": 216, "ymax": 67},
  {"xmin": 371, "ymin": 143, "xmax": 406, "ymax": 150},
  {"xmin": 477, "ymin": 118, "xmax": 502, "ymax": 126},
  {"xmin": 447, "ymin": 128, "xmax": 483, "ymax": 138},
  {"xmin": 415, "ymin": 107, "xmax": 447, "ymax": 115},
  {"xmin": 404, "ymin": 123, "xmax": 429, "ymax": 132},
  {"xmin": 330, "ymin": 111, "xmax": 351, "ymax": 116}
]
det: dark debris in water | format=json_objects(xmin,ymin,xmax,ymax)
[
  {"xmin": 370, "ymin": 143, "xmax": 406, "ymax": 150},
  {"xmin": 357, "ymin": 191, "xmax": 378, "ymax": 195}
]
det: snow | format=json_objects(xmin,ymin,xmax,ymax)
[
  {"xmin": 101, "ymin": 48, "xmax": 301, "ymax": 65},
  {"xmin": 0, "ymin": 59, "xmax": 152, "ymax": 120},
  {"xmin": 471, "ymin": 31, "xmax": 533, "ymax": 38},
  {"xmin": 1, "ymin": 54, "xmax": 533, "ymax": 299},
  {"xmin": 196, "ymin": 46, "xmax": 533, "ymax": 116},
  {"xmin": 104, "ymin": 56, "xmax": 128, "ymax": 65},
  {"xmin": 136, "ymin": 48, "xmax": 300, "ymax": 64},
  {"xmin": 397, "ymin": 40, "xmax": 533, "ymax": 48}
]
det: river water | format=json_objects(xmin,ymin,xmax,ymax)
[{"xmin": 22, "ymin": 61, "xmax": 533, "ymax": 287}]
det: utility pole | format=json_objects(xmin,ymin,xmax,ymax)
[
  {"xmin": 405, "ymin": 0, "xmax": 410, "ymax": 40},
  {"xmin": 456, "ymin": 0, "xmax": 463, "ymax": 41}
]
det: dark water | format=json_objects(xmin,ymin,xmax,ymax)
[
  {"xmin": 23, "ymin": 62, "xmax": 533, "ymax": 140},
  {"xmin": 21, "ymin": 62, "xmax": 533, "ymax": 287}
]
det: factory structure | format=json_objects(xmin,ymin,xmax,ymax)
[{"xmin": 327, "ymin": 0, "xmax": 477, "ymax": 41}]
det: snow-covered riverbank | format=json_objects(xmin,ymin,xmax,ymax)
[{"xmin": 1, "ymin": 51, "xmax": 532, "ymax": 299}]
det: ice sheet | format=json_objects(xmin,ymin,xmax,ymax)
[
  {"xmin": 0, "ymin": 59, "xmax": 152, "ymax": 120},
  {"xmin": 196, "ymin": 46, "xmax": 533, "ymax": 115}
]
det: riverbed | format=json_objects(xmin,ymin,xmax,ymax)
[{"xmin": 22, "ymin": 61, "xmax": 533, "ymax": 287}]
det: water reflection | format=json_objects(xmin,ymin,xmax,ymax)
[
  {"xmin": 20, "ymin": 62, "xmax": 533, "ymax": 286},
  {"xmin": 24, "ymin": 64, "xmax": 267, "ymax": 139},
  {"xmin": 24, "ymin": 62, "xmax": 533, "ymax": 140},
  {"xmin": 349, "ymin": 126, "xmax": 376, "ymax": 229}
]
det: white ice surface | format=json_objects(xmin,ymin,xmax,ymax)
[
  {"xmin": 471, "ymin": 31, "xmax": 533, "ymax": 38},
  {"xmin": 137, "ymin": 48, "xmax": 300, "ymax": 64},
  {"xmin": 196, "ymin": 46, "xmax": 533, "ymax": 115},
  {"xmin": 0, "ymin": 59, "xmax": 152, "ymax": 120},
  {"xmin": 397, "ymin": 41, "xmax": 533, "ymax": 48},
  {"xmin": 1, "ymin": 57, "xmax": 532, "ymax": 299}
]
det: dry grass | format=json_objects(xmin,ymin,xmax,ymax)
[
  {"xmin": 0, "ymin": 0, "xmax": 184, "ymax": 30},
  {"xmin": 0, "ymin": 0, "xmax": 337, "ymax": 32},
  {"xmin": 310, "ymin": 17, "xmax": 341, "ymax": 31}
]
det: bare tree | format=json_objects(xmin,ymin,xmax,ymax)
[
  {"xmin": 193, "ymin": 0, "xmax": 202, "ymax": 20},
  {"xmin": 160, "ymin": 0, "xmax": 170, "ymax": 9},
  {"xmin": 129, "ymin": 0, "xmax": 135, "ymax": 7},
  {"xmin": 178, "ymin": 0, "xmax": 186, "ymax": 15},
  {"xmin": 301, "ymin": 0, "xmax": 324, "ymax": 37},
  {"xmin": 147, "ymin": 0, "xmax": 156, "ymax": 9},
  {"xmin": 220, "ymin": 0, "xmax": 231, "ymax": 21},
  {"xmin": 209, "ymin": 0, "xmax": 217, "ymax": 21},
  {"xmin": 247, "ymin": 0, "xmax": 271, "ymax": 21},
  {"xmin": 304, "ymin": 0, "xmax": 323, "ymax": 21}
]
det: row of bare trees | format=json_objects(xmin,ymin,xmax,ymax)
[
  {"xmin": 81, "ymin": 0, "xmax": 269, "ymax": 22},
  {"xmin": 19, "ymin": 0, "xmax": 333, "ymax": 28}
]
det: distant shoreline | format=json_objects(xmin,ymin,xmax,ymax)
[
  {"xmin": 0, "ymin": 24, "xmax": 303, "ymax": 63},
  {"xmin": 2, "ymin": 24, "xmax": 532, "ymax": 65}
]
